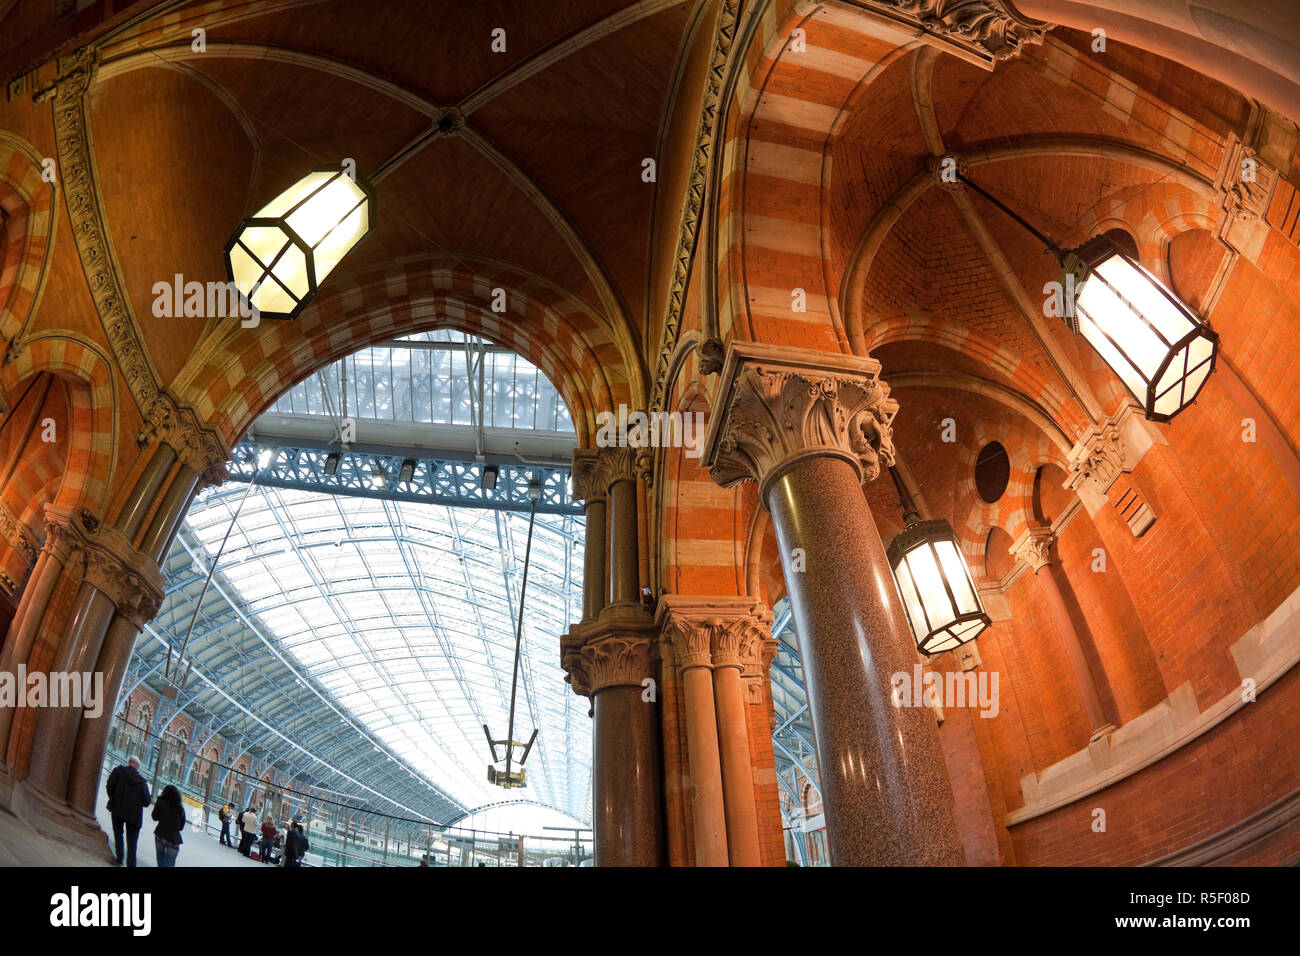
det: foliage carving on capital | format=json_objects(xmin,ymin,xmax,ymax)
[
  {"xmin": 569, "ymin": 449, "xmax": 607, "ymax": 504},
  {"xmin": 658, "ymin": 598, "xmax": 774, "ymax": 672},
  {"xmin": 580, "ymin": 634, "xmax": 654, "ymax": 693},
  {"xmin": 1010, "ymin": 526, "xmax": 1055, "ymax": 573},
  {"xmin": 79, "ymin": 527, "xmax": 165, "ymax": 626},
  {"xmin": 42, "ymin": 505, "xmax": 88, "ymax": 565},
  {"xmin": 703, "ymin": 344, "xmax": 898, "ymax": 492}
]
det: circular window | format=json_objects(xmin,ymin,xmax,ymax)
[{"xmin": 974, "ymin": 442, "xmax": 1010, "ymax": 504}]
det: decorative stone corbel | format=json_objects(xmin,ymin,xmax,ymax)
[{"xmin": 1064, "ymin": 402, "xmax": 1158, "ymax": 536}]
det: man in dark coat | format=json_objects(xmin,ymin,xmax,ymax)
[
  {"xmin": 105, "ymin": 756, "xmax": 151, "ymax": 867},
  {"xmin": 283, "ymin": 822, "xmax": 309, "ymax": 867}
]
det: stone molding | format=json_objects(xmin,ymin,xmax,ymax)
[
  {"xmin": 1008, "ymin": 580, "xmax": 1300, "ymax": 827},
  {"xmin": 649, "ymin": 0, "xmax": 740, "ymax": 413},
  {"xmin": 44, "ymin": 48, "xmax": 228, "ymax": 483},
  {"xmin": 43, "ymin": 504, "xmax": 163, "ymax": 626},
  {"xmin": 701, "ymin": 341, "xmax": 898, "ymax": 501}
]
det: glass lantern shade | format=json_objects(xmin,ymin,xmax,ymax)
[
  {"xmin": 887, "ymin": 518, "xmax": 990, "ymax": 656},
  {"xmin": 1066, "ymin": 236, "xmax": 1218, "ymax": 423},
  {"xmin": 225, "ymin": 165, "xmax": 375, "ymax": 319}
]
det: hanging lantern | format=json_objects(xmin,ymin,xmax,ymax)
[
  {"xmin": 225, "ymin": 165, "xmax": 375, "ymax": 319},
  {"xmin": 946, "ymin": 164, "xmax": 1219, "ymax": 424},
  {"xmin": 887, "ymin": 518, "xmax": 991, "ymax": 655},
  {"xmin": 1063, "ymin": 236, "xmax": 1218, "ymax": 423},
  {"xmin": 884, "ymin": 467, "xmax": 989, "ymax": 656}
]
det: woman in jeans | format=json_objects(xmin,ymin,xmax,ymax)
[{"xmin": 151, "ymin": 785, "xmax": 186, "ymax": 867}]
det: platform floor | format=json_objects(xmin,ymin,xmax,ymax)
[{"xmin": 0, "ymin": 777, "xmax": 264, "ymax": 868}]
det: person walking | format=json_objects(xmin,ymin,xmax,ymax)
[
  {"xmin": 151, "ymin": 785, "xmax": 186, "ymax": 867},
  {"xmin": 238, "ymin": 806, "xmax": 258, "ymax": 857},
  {"xmin": 258, "ymin": 815, "xmax": 277, "ymax": 863},
  {"xmin": 218, "ymin": 803, "xmax": 234, "ymax": 847},
  {"xmin": 284, "ymin": 821, "xmax": 309, "ymax": 868},
  {"xmin": 105, "ymin": 756, "xmax": 151, "ymax": 867}
]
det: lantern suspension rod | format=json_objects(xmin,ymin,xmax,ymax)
[
  {"xmin": 955, "ymin": 172, "xmax": 1064, "ymax": 259},
  {"xmin": 887, "ymin": 465, "xmax": 921, "ymax": 527},
  {"xmin": 504, "ymin": 489, "xmax": 540, "ymax": 779},
  {"xmin": 168, "ymin": 451, "xmax": 265, "ymax": 685}
]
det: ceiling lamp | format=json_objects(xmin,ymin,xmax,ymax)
[
  {"xmin": 885, "ymin": 467, "xmax": 990, "ymax": 656},
  {"xmin": 225, "ymin": 165, "xmax": 375, "ymax": 320},
  {"xmin": 1063, "ymin": 237, "xmax": 1218, "ymax": 422},
  {"xmin": 954, "ymin": 167, "xmax": 1217, "ymax": 422}
]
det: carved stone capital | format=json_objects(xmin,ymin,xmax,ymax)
[
  {"xmin": 560, "ymin": 627, "xmax": 592, "ymax": 698},
  {"xmin": 140, "ymin": 399, "xmax": 230, "ymax": 485},
  {"xmin": 1010, "ymin": 526, "xmax": 1055, "ymax": 573},
  {"xmin": 580, "ymin": 634, "xmax": 655, "ymax": 693},
  {"xmin": 656, "ymin": 594, "xmax": 774, "ymax": 673},
  {"xmin": 569, "ymin": 449, "xmax": 607, "ymax": 504},
  {"xmin": 78, "ymin": 526, "xmax": 165, "ymax": 627},
  {"xmin": 599, "ymin": 445, "xmax": 639, "ymax": 489},
  {"xmin": 41, "ymin": 505, "xmax": 89, "ymax": 565},
  {"xmin": 701, "ymin": 342, "xmax": 898, "ymax": 500}
]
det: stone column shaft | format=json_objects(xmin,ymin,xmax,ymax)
[
  {"xmin": 1012, "ymin": 527, "xmax": 1113, "ymax": 736},
  {"xmin": 712, "ymin": 665, "xmax": 761, "ymax": 866},
  {"xmin": 578, "ymin": 623, "xmax": 664, "ymax": 866},
  {"xmin": 583, "ymin": 498, "xmax": 607, "ymax": 620},
  {"xmin": 608, "ymin": 476, "xmax": 639, "ymax": 607},
  {"xmin": 702, "ymin": 341, "xmax": 965, "ymax": 866}
]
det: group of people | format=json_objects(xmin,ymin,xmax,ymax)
[
  {"xmin": 105, "ymin": 755, "xmax": 309, "ymax": 867},
  {"xmin": 104, "ymin": 756, "xmax": 186, "ymax": 867},
  {"xmin": 218, "ymin": 802, "xmax": 310, "ymax": 867}
]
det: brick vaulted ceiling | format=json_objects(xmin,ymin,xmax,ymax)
[{"xmin": 72, "ymin": 0, "xmax": 700, "ymax": 387}]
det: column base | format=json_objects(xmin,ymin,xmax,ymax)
[{"xmin": 9, "ymin": 778, "xmax": 113, "ymax": 861}]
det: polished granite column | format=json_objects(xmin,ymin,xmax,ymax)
[
  {"xmin": 1011, "ymin": 526, "xmax": 1117, "ymax": 740},
  {"xmin": 579, "ymin": 616, "xmax": 664, "ymax": 866},
  {"xmin": 606, "ymin": 449, "xmax": 640, "ymax": 608},
  {"xmin": 562, "ymin": 446, "xmax": 664, "ymax": 865},
  {"xmin": 702, "ymin": 341, "xmax": 964, "ymax": 866}
]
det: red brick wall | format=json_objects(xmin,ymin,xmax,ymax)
[{"xmin": 1010, "ymin": 663, "xmax": 1300, "ymax": 865}]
